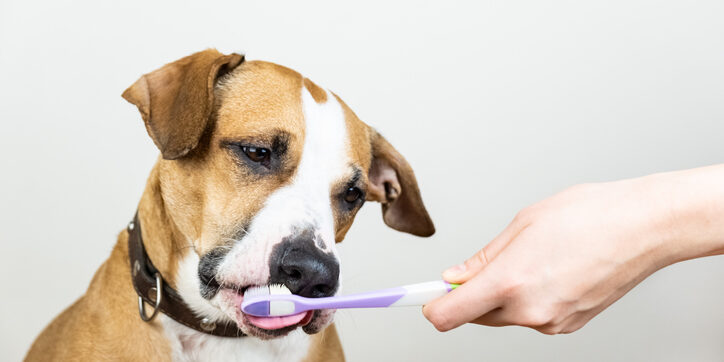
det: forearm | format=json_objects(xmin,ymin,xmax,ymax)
[{"xmin": 646, "ymin": 164, "xmax": 724, "ymax": 265}]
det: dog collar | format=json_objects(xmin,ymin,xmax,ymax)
[{"xmin": 127, "ymin": 212, "xmax": 246, "ymax": 337}]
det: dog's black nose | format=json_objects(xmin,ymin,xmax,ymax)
[{"xmin": 269, "ymin": 232, "xmax": 339, "ymax": 298}]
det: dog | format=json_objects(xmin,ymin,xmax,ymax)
[{"xmin": 26, "ymin": 49, "xmax": 434, "ymax": 362}]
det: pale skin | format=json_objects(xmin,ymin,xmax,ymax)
[{"xmin": 423, "ymin": 164, "xmax": 724, "ymax": 334}]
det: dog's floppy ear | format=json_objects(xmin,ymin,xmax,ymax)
[
  {"xmin": 367, "ymin": 131, "xmax": 435, "ymax": 237},
  {"xmin": 122, "ymin": 49, "xmax": 244, "ymax": 160}
]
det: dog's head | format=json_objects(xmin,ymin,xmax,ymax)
[{"xmin": 123, "ymin": 49, "xmax": 434, "ymax": 339}]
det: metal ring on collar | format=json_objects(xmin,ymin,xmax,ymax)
[{"xmin": 138, "ymin": 272, "xmax": 163, "ymax": 322}]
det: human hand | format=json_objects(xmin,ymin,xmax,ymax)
[{"xmin": 423, "ymin": 168, "xmax": 724, "ymax": 334}]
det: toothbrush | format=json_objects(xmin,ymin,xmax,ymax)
[{"xmin": 241, "ymin": 280, "xmax": 459, "ymax": 317}]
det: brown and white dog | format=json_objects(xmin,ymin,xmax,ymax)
[{"xmin": 26, "ymin": 49, "xmax": 434, "ymax": 362}]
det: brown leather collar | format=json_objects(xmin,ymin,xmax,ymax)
[{"xmin": 127, "ymin": 212, "xmax": 246, "ymax": 337}]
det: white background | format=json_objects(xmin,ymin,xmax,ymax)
[{"xmin": 1, "ymin": 1, "xmax": 723, "ymax": 361}]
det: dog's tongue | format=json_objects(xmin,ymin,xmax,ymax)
[{"xmin": 246, "ymin": 311, "xmax": 309, "ymax": 330}]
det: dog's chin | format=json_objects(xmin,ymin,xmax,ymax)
[{"xmin": 215, "ymin": 288, "xmax": 335, "ymax": 340}]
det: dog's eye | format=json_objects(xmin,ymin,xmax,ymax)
[
  {"xmin": 241, "ymin": 146, "xmax": 270, "ymax": 163},
  {"xmin": 343, "ymin": 187, "xmax": 362, "ymax": 203}
]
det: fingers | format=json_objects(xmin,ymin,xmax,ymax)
[
  {"xmin": 423, "ymin": 267, "xmax": 503, "ymax": 332},
  {"xmin": 469, "ymin": 292, "xmax": 605, "ymax": 334},
  {"xmin": 442, "ymin": 215, "xmax": 528, "ymax": 284},
  {"xmin": 468, "ymin": 307, "xmax": 510, "ymax": 327},
  {"xmin": 425, "ymin": 213, "xmax": 531, "ymax": 332}
]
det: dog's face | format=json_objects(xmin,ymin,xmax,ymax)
[{"xmin": 123, "ymin": 50, "xmax": 434, "ymax": 339}]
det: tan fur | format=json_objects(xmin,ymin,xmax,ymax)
[
  {"xmin": 26, "ymin": 168, "xmax": 342, "ymax": 361},
  {"xmin": 367, "ymin": 130, "xmax": 435, "ymax": 236},
  {"xmin": 303, "ymin": 78, "xmax": 328, "ymax": 104},
  {"xmin": 27, "ymin": 49, "xmax": 433, "ymax": 361},
  {"xmin": 331, "ymin": 94, "xmax": 373, "ymax": 242},
  {"xmin": 159, "ymin": 60, "xmax": 309, "ymax": 256},
  {"xmin": 122, "ymin": 49, "xmax": 244, "ymax": 160},
  {"xmin": 302, "ymin": 324, "xmax": 344, "ymax": 362},
  {"xmin": 26, "ymin": 231, "xmax": 174, "ymax": 361}
]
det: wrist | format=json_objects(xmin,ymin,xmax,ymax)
[{"xmin": 643, "ymin": 165, "xmax": 724, "ymax": 266}]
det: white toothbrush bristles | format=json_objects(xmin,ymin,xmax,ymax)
[
  {"xmin": 242, "ymin": 284, "xmax": 291, "ymax": 298},
  {"xmin": 269, "ymin": 284, "xmax": 291, "ymax": 295},
  {"xmin": 242, "ymin": 285, "xmax": 269, "ymax": 298}
]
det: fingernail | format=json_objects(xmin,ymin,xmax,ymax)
[{"xmin": 442, "ymin": 263, "xmax": 466, "ymax": 278}]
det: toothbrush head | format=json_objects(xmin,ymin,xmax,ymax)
[{"xmin": 242, "ymin": 284, "xmax": 298, "ymax": 317}]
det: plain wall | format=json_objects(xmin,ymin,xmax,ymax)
[{"xmin": 1, "ymin": 1, "xmax": 723, "ymax": 361}]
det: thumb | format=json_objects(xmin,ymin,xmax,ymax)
[
  {"xmin": 442, "ymin": 215, "xmax": 527, "ymax": 284},
  {"xmin": 442, "ymin": 248, "xmax": 489, "ymax": 284},
  {"xmin": 423, "ymin": 265, "xmax": 503, "ymax": 332}
]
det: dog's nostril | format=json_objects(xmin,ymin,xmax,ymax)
[
  {"xmin": 312, "ymin": 284, "xmax": 331, "ymax": 296},
  {"xmin": 283, "ymin": 267, "xmax": 303, "ymax": 280},
  {"xmin": 289, "ymin": 270, "xmax": 302, "ymax": 280}
]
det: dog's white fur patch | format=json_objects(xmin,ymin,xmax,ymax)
[
  {"xmin": 167, "ymin": 84, "xmax": 350, "ymax": 360},
  {"xmin": 160, "ymin": 314, "xmax": 311, "ymax": 362},
  {"xmin": 176, "ymin": 251, "xmax": 234, "ymax": 323},
  {"xmin": 216, "ymin": 85, "xmax": 349, "ymax": 288}
]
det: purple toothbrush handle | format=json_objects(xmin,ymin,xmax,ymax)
[
  {"xmin": 263, "ymin": 287, "xmax": 407, "ymax": 313},
  {"xmin": 304, "ymin": 287, "xmax": 406, "ymax": 310}
]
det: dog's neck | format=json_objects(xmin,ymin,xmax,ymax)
[{"xmin": 136, "ymin": 163, "xmax": 187, "ymax": 288}]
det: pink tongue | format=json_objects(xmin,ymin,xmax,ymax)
[{"xmin": 246, "ymin": 312, "xmax": 307, "ymax": 330}]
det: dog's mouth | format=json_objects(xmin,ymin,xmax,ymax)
[
  {"xmin": 216, "ymin": 285, "xmax": 326, "ymax": 338},
  {"xmin": 237, "ymin": 285, "xmax": 315, "ymax": 330},
  {"xmin": 245, "ymin": 309, "xmax": 314, "ymax": 330}
]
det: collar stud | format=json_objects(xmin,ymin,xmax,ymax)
[{"xmin": 200, "ymin": 318, "xmax": 217, "ymax": 332}]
